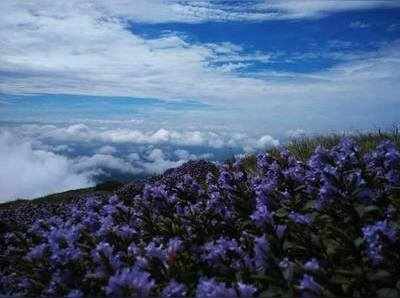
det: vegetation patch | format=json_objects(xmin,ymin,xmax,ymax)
[{"xmin": 1, "ymin": 134, "xmax": 399, "ymax": 297}]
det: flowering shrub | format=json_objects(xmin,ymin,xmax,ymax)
[{"xmin": 0, "ymin": 138, "xmax": 399, "ymax": 297}]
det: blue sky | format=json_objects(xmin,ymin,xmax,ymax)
[
  {"xmin": 1, "ymin": 1, "xmax": 400, "ymax": 200},
  {"xmin": 131, "ymin": 7, "xmax": 400, "ymax": 73}
]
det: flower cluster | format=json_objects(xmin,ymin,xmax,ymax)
[{"xmin": 0, "ymin": 138, "xmax": 399, "ymax": 297}]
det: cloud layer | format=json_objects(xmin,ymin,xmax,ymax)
[
  {"xmin": 69, "ymin": 1, "xmax": 400, "ymax": 24},
  {"xmin": 0, "ymin": 123, "xmax": 280, "ymax": 201},
  {"xmin": 1, "ymin": 0, "xmax": 399, "ymax": 108},
  {"xmin": 0, "ymin": 131, "xmax": 93, "ymax": 201},
  {"xmin": 12, "ymin": 123, "xmax": 279, "ymax": 152}
]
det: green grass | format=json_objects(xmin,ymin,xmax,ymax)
[{"xmin": 241, "ymin": 127, "xmax": 400, "ymax": 173}]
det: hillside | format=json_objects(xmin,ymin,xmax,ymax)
[{"xmin": 1, "ymin": 132, "xmax": 399, "ymax": 297}]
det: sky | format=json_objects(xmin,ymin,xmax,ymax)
[{"xmin": 1, "ymin": 0, "xmax": 400, "ymax": 201}]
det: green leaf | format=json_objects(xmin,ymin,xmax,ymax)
[
  {"xmin": 368, "ymin": 270, "xmax": 391, "ymax": 281},
  {"xmin": 259, "ymin": 286, "xmax": 286, "ymax": 298},
  {"xmin": 353, "ymin": 237, "xmax": 364, "ymax": 248},
  {"xmin": 364, "ymin": 205, "xmax": 380, "ymax": 213},
  {"xmin": 304, "ymin": 200, "xmax": 315, "ymax": 210},
  {"xmin": 251, "ymin": 274, "xmax": 275, "ymax": 282},
  {"xmin": 283, "ymin": 240, "xmax": 294, "ymax": 251},
  {"xmin": 330, "ymin": 275, "xmax": 353, "ymax": 285},
  {"xmin": 324, "ymin": 239, "xmax": 339, "ymax": 256},
  {"xmin": 355, "ymin": 205, "xmax": 365, "ymax": 217},
  {"xmin": 275, "ymin": 208, "xmax": 288, "ymax": 218}
]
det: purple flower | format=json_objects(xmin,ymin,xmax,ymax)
[
  {"xmin": 362, "ymin": 220, "xmax": 397, "ymax": 265},
  {"xmin": 105, "ymin": 268, "xmax": 155, "ymax": 296},
  {"xmin": 237, "ymin": 282, "xmax": 257, "ymax": 297},
  {"xmin": 145, "ymin": 241, "xmax": 166, "ymax": 262},
  {"xmin": 218, "ymin": 170, "xmax": 235, "ymax": 191},
  {"xmin": 275, "ymin": 225, "xmax": 287, "ymax": 239},
  {"xmin": 143, "ymin": 184, "xmax": 169, "ymax": 205},
  {"xmin": 299, "ymin": 274, "xmax": 322, "ymax": 294},
  {"xmin": 66, "ymin": 289, "xmax": 83, "ymax": 298},
  {"xmin": 168, "ymin": 237, "xmax": 183, "ymax": 254},
  {"xmin": 253, "ymin": 234, "xmax": 269, "ymax": 271},
  {"xmin": 44, "ymin": 270, "xmax": 63, "ymax": 295},
  {"xmin": 97, "ymin": 215, "xmax": 115, "ymax": 237},
  {"xmin": 167, "ymin": 237, "xmax": 183, "ymax": 264},
  {"xmin": 116, "ymin": 225, "xmax": 137, "ymax": 239},
  {"xmin": 202, "ymin": 237, "xmax": 242, "ymax": 266},
  {"xmin": 304, "ymin": 258, "xmax": 319, "ymax": 271},
  {"xmin": 365, "ymin": 141, "xmax": 400, "ymax": 187},
  {"xmin": 26, "ymin": 243, "xmax": 47, "ymax": 260},
  {"xmin": 178, "ymin": 174, "xmax": 202, "ymax": 195},
  {"xmin": 256, "ymin": 153, "xmax": 273, "ymax": 171},
  {"xmin": 92, "ymin": 242, "xmax": 123, "ymax": 271},
  {"xmin": 93, "ymin": 241, "xmax": 113, "ymax": 261},
  {"xmin": 283, "ymin": 163, "xmax": 306, "ymax": 184},
  {"xmin": 288, "ymin": 212, "xmax": 312, "ymax": 225},
  {"xmin": 45, "ymin": 225, "xmax": 82, "ymax": 264},
  {"xmin": 315, "ymin": 182, "xmax": 338, "ymax": 210},
  {"xmin": 162, "ymin": 280, "xmax": 187, "ymax": 297},
  {"xmin": 250, "ymin": 203, "xmax": 272, "ymax": 226},
  {"xmin": 196, "ymin": 278, "xmax": 236, "ymax": 298},
  {"xmin": 308, "ymin": 146, "xmax": 330, "ymax": 171}
]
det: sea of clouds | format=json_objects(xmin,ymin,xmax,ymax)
[{"xmin": 0, "ymin": 123, "xmax": 280, "ymax": 201}]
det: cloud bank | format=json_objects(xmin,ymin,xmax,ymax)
[
  {"xmin": 0, "ymin": 132, "xmax": 93, "ymax": 201},
  {"xmin": 12, "ymin": 123, "xmax": 279, "ymax": 152},
  {"xmin": 0, "ymin": 123, "xmax": 280, "ymax": 201}
]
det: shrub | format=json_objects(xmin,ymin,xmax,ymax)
[{"xmin": 0, "ymin": 138, "xmax": 399, "ymax": 297}]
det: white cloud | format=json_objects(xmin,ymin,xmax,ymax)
[
  {"xmin": 286, "ymin": 129, "xmax": 307, "ymax": 138},
  {"xmin": 73, "ymin": 154, "xmax": 140, "ymax": 175},
  {"xmin": 243, "ymin": 134, "xmax": 280, "ymax": 153},
  {"xmin": 0, "ymin": 1, "xmax": 272, "ymax": 102},
  {"xmin": 97, "ymin": 145, "xmax": 117, "ymax": 155},
  {"xmin": 257, "ymin": 1, "xmax": 399, "ymax": 20},
  {"xmin": 256, "ymin": 135, "xmax": 280, "ymax": 149},
  {"xmin": 98, "ymin": 1, "xmax": 400, "ymax": 23},
  {"xmin": 12, "ymin": 123, "xmax": 280, "ymax": 152},
  {"xmin": 1, "ymin": 0, "xmax": 399, "ymax": 108},
  {"xmin": 139, "ymin": 148, "xmax": 186, "ymax": 174},
  {"xmin": 174, "ymin": 149, "xmax": 195, "ymax": 160},
  {"xmin": 0, "ymin": 131, "xmax": 93, "ymax": 201},
  {"xmin": 3, "ymin": 123, "xmax": 274, "ymax": 200},
  {"xmin": 127, "ymin": 152, "xmax": 141, "ymax": 161},
  {"xmin": 174, "ymin": 149, "xmax": 213, "ymax": 161},
  {"xmin": 52, "ymin": 144, "xmax": 73, "ymax": 152}
]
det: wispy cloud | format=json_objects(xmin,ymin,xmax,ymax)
[
  {"xmin": 350, "ymin": 21, "xmax": 370, "ymax": 29},
  {"xmin": 0, "ymin": 1, "xmax": 270, "ymax": 101},
  {"xmin": 0, "ymin": 1, "xmax": 399, "ymax": 136},
  {"xmin": 94, "ymin": 1, "xmax": 400, "ymax": 23},
  {"xmin": 1, "ymin": 0, "xmax": 399, "ymax": 106}
]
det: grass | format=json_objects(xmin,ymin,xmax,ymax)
[{"xmin": 241, "ymin": 127, "xmax": 400, "ymax": 173}]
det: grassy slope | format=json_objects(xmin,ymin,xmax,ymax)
[
  {"xmin": 0, "ymin": 181, "xmax": 124, "ymax": 210},
  {"xmin": 241, "ymin": 128, "xmax": 400, "ymax": 173}
]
